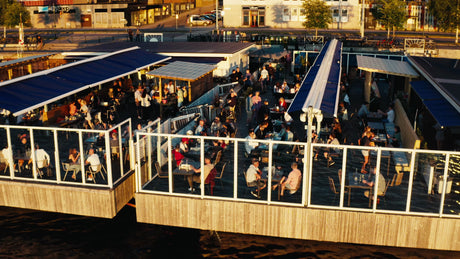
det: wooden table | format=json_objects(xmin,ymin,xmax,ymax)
[{"xmin": 345, "ymin": 173, "xmax": 372, "ymax": 207}]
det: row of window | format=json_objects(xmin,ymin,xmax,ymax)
[{"xmin": 242, "ymin": 6, "xmax": 348, "ymax": 25}]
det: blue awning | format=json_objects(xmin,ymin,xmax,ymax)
[
  {"xmin": 287, "ymin": 39, "xmax": 342, "ymax": 118},
  {"xmin": 411, "ymin": 80, "xmax": 460, "ymax": 127},
  {"xmin": 0, "ymin": 47, "xmax": 170, "ymax": 116}
]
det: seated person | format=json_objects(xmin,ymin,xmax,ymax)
[
  {"xmin": 194, "ymin": 119, "xmax": 206, "ymax": 136},
  {"xmin": 246, "ymin": 158, "xmax": 266, "ymax": 198},
  {"xmin": 255, "ymin": 121, "xmax": 269, "ymax": 140},
  {"xmin": 280, "ymin": 81, "xmax": 289, "ymax": 93},
  {"xmin": 388, "ymin": 126, "xmax": 401, "ymax": 147},
  {"xmin": 378, "ymin": 104, "xmax": 395, "ymax": 123},
  {"xmin": 278, "ymin": 97, "xmax": 288, "ymax": 111},
  {"xmin": 358, "ymin": 101, "xmax": 369, "ymax": 119},
  {"xmin": 245, "ymin": 129, "xmax": 259, "ymax": 155},
  {"xmin": 210, "ymin": 117, "xmax": 222, "ymax": 136},
  {"xmin": 85, "ymin": 148, "xmax": 100, "ymax": 182},
  {"xmin": 68, "ymin": 148, "xmax": 81, "ymax": 180},
  {"xmin": 224, "ymin": 118, "xmax": 236, "ymax": 136},
  {"xmin": 172, "ymin": 144, "xmax": 184, "ymax": 167},
  {"xmin": 363, "ymin": 167, "xmax": 386, "ymax": 198},
  {"xmin": 206, "ymin": 140, "xmax": 223, "ymax": 162},
  {"xmin": 16, "ymin": 135, "xmax": 32, "ymax": 170},
  {"xmin": 272, "ymin": 162, "xmax": 302, "ymax": 196},
  {"xmin": 179, "ymin": 138, "xmax": 189, "ymax": 154},
  {"xmin": 187, "ymin": 156, "xmax": 214, "ymax": 192},
  {"xmin": 314, "ymin": 134, "xmax": 339, "ymax": 167},
  {"xmin": 261, "ymin": 113, "xmax": 273, "ymax": 133},
  {"xmin": 226, "ymin": 90, "xmax": 238, "ymax": 109}
]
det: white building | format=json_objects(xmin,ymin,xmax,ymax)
[{"xmin": 223, "ymin": 0, "xmax": 361, "ymax": 30}]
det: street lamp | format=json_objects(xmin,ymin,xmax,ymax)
[
  {"xmin": 175, "ymin": 14, "xmax": 178, "ymax": 30},
  {"xmin": 215, "ymin": 0, "xmax": 219, "ymax": 31},
  {"xmin": 360, "ymin": 0, "xmax": 365, "ymax": 38}
]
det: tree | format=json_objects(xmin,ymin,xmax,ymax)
[
  {"xmin": 302, "ymin": 0, "xmax": 332, "ymax": 37},
  {"xmin": 2, "ymin": 1, "xmax": 30, "ymax": 27},
  {"xmin": 429, "ymin": 0, "xmax": 460, "ymax": 43},
  {"xmin": 374, "ymin": 0, "xmax": 407, "ymax": 39}
]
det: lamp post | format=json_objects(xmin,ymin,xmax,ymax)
[
  {"xmin": 360, "ymin": 0, "xmax": 365, "ymax": 38},
  {"xmin": 456, "ymin": 0, "xmax": 459, "ymax": 44},
  {"xmin": 175, "ymin": 14, "xmax": 178, "ymax": 30},
  {"xmin": 215, "ymin": 0, "xmax": 219, "ymax": 31}
]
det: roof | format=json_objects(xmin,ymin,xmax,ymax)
[
  {"xmin": 411, "ymin": 80, "xmax": 460, "ymax": 127},
  {"xmin": 408, "ymin": 56, "xmax": 460, "ymax": 110},
  {"xmin": 146, "ymin": 61, "xmax": 216, "ymax": 81},
  {"xmin": 0, "ymin": 47, "xmax": 170, "ymax": 116},
  {"xmin": 73, "ymin": 42, "xmax": 255, "ymax": 56},
  {"xmin": 288, "ymin": 39, "xmax": 342, "ymax": 118},
  {"xmin": 357, "ymin": 55, "xmax": 419, "ymax": 78},
  {"xmin": 0, "ymin": 54, "xmax": 54, "ymax": 68}
]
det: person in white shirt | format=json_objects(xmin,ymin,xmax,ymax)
[
  {"xmin": 134, "ymin": 85, "xmax": 143, "ymax": 119},
  {"xmin": 246, "ymin": 158, "xmax": 266, "ymax": 198},
  {"xmin": 244, "ymin": 130, "xmax": 259, "ymax": 155},
  {"xmin": 85, "ymin": 148, "xmax": 101, "ymax": 181},
  {"xmin": 259, "ymin": 66, "xmax": 269, "ymax": 92},
  {"xmin": 378, "ymin": 104, "xmax": 395, "ymax": 123},
  {"xmin": 34, "ymin": 144, "xmax": 50, "ymax": 169}
]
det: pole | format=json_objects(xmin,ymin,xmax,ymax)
[
  {"xmin": 456, "ymin": 0, "xmax": 459, "ymax": 43},
  {"xmin": 360, "ymin": 0, "xmax": 365, "ymax": 38},
  {"xmin": 215, "ymin": 0, "xmax": 219, "ymax": 31},
  {"xmin": 338, "ymin": 0, "xmax": 342, "ymax": 30}
]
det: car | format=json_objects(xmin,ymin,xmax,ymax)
[{"xmin": 187, "ymin": 15, "xmax": 211, "ymax": 26}]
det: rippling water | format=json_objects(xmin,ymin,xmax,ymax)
[{"xmin": 0, "ymin": 205, "xmax": 457, "ymax": 258}]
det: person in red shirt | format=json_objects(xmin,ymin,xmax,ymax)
[{"xmin": 172, "ymin": 144, "xmax": 184, "ymax": 167}]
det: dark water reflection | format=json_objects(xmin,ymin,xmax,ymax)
[{"xmin": 0, "ymin": 205, "xmax": 457, "ymax": 258}]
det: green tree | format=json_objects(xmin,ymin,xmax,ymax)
[
  {"xmin": 374, "ymin": 0, "xmax": 407, "ymax": 39},
  {"xmin": 428, "ymin": 0, "xmax": 460, "ymax": 43},
  {"xmin": 2, "ymin": 1, "xmax": 30, "ymax": 27},
  {"xmin": 302, "ymin": 0, "xmax": 332, "ymax": 37}
]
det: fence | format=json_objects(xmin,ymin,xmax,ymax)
[
  {"xmin": 0, "ymin": 119, "xmax": 133, "ymax": 188},
  {"xmin": 136, "ymin": 132, "xmax": 460, "ymax": 219}
]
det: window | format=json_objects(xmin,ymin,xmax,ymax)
[
  {"xmin": 291, "ymin": 8, "xmax": 298, "ymax": 22},
  {"xmin": 243, "ymin": 8, "xmax": 250, "ymax": 26},
  {"xmin": 283, "ymin": 8, "xmax": 290, "ymax": 21}
]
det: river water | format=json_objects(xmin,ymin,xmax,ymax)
[{"xmin": 0, "ymin": 205, "xmax": 457, "ymax": 258}]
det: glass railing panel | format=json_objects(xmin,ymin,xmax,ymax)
[
  {"xmin": 237, "ymin": 138, "xmax": 268, "ymax": 200},
  {"xmin": 342, "ymin": 147, "xmax": 374, "ymax": 209},
  {"xmin": 411, "ymin": 152, "xmax": 445, "ymax": 214},
  {"xmin": 375, "ymin": 149, "xmax": 411, "ymax": 211},
  {"xmin": 58, "ymin": 130, "xmax": 82, "ymax": 183},
  {"xmin": 310, "ymin": 143, "xmax": 344, "ymax": 207},
  {"xmin": 109, "ymin": 129, "xmax": 122, "ymax": 183},
  {"xmin": 0, "ymin": 127, "xmax": 10, "ymax": 177},
  {"xmin": 10, "ymin": 128, "xmax": 33, "ymax": 179},
  {"xmin": 208, "ymin": 136, "xmax": 234, "ymax": 198},
  {"xmin": 442, "ymin": 154, "xmax": 460, "ymax": 215},
  {"xmin": 271, "ymin": 142, "xmax": 303, "ymax": 204},
  {"xmin": 138, "ymin": 133, "xmax": 157, "ymax": 191},
  {"xmin": 32, "ymin": 129, "xmax": 56, "ymax": 181},
  {"xmin": 83, "ymin": 132, "xmax": 108, "ymax": 185}
]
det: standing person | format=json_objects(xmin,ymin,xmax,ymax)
[
  {"xmin": 34, "ymin": 144, "xmax": 50, "ymax": 177},
  {"xmin": 177, "ymin": 85, "xmax": 184, "ymax": 108},
  {"xmin": 134, "ymin": 85, "xmax": 143, "ymax": 119},
  {"xmin": 268, "ymin": 63, "xmax": 275, "ymax": 85},
  {"xmin": 140, "ymin": 89, "xmax": 151, "ymax": 120},
  {"xmin": 128, "ymin": 29, "xmax": 133, "ymax": 42},
  {"xmin": 235, "ymin": 67, "xmax": 243, "ymax": 85},
  {"xmin": 251, "ymin": 91, "xmax": 262, "ymax": 126},
  {"xmin": 135, "ymin": 28, "xmax": 141, "ymax": 42},
  {"xmin": 359, "ymin": 131, "xmax": 374, "ymax": 174},
  {"xmin": 259, "ymin": 65, "xmax": 269, "ymax": 93},
  {"xmin": 243, "ymin": 69, "xmax": 253, "ymax": 90},
  {"xmin": 245, "ymin": 93, "xmax": 253, "ymax": 126}
]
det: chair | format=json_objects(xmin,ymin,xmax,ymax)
[
  {"xmin": 244, "ymin": 170, "xmax": 258, "ymax": 197},
  {"xmin": 86, "ymin": 164, "xmax": 105, "ymax": 183},
  {"xmin": 214, "ymin": 162, "xmax": 227, "ymax": 188},
  {"xmin": 214, "ymin": 150, "xmax": 223, "ymax": 165},
  {"xmin": 62, "ymin": 162, "xmax": 75, "ymax": 181},
  {"xmin": 36, "ymin": 159, "xmax": 50, "ymax": 178},
  {"xmin": 328, "ymin": 176, "xmax": 348, "ymax": 204},
  {"xmin": 154, "ymin": 161, "xmax": 168, "ymax": 178}
]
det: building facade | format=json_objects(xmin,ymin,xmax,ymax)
[{"xmin": 223, "ymin": 0, "xmax": 361, "ymax": 30}]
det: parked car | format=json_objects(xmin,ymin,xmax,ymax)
[{"xmin": 187, "ymin": 15, "xmax": 212, "ymax": 26}]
